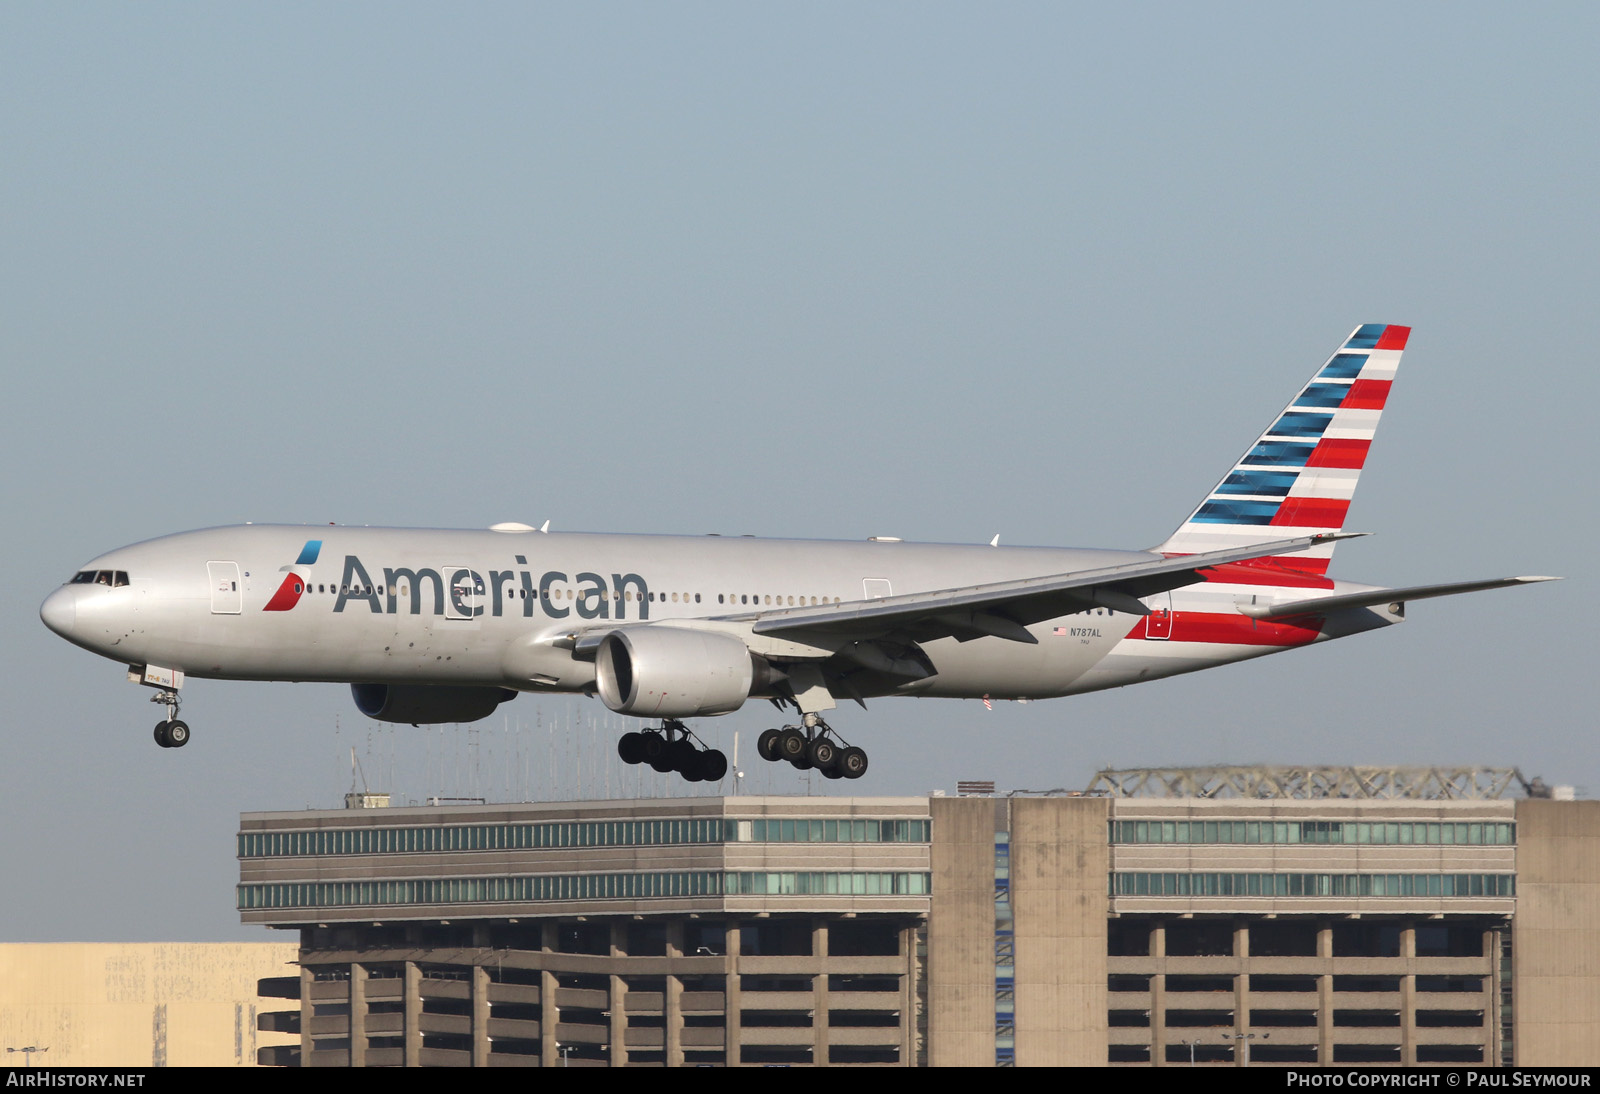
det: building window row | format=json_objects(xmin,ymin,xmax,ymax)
[
  {"xmin": 237, "ymin": 870, "xmax": 932, "ymax": 910},
  {"xmin": 1111, "ymin": 872, "xmax": 1515, "ymax": 898},
  {"xmin": 237, "ymin": 817, "xmax": 930, "ymax": 859},
  {"xmin": 1109, "ymin": 819, "xmax": 1514, "ymax": 846},
  {"xmin": 729, "ymin": 871, "xmax": 930, "ymax": 897}
]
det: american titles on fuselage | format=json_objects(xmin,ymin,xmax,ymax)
[{"xmin": 292, "ymin": 552, "xmax": 845, "ymax": 621}]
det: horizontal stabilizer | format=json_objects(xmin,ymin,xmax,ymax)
[{"xmin": 1237, "ymin": 576, "xmax": 1560, "ymax": 620}]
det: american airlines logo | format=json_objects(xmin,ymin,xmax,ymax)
[
  {"xmin": 262, "ymin": 539, "xmax": 322, "ymax": 612},
  {"xmin": 264, "ymin": 540, "xmax": 653, "ymax": 621}
]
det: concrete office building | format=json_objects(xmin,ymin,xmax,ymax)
[
  {"xmin": 238, "ymin": 767, "xmax": 1599, "ymax": 1067},
  {"xmin": 241, "ymin": 796, "xmax": 930, "ymax": 1066}
]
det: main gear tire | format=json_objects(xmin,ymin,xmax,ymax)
[
  {"xmin": 757, "ymin": 728, "xmax": 782, "ymax": 762},
  {"xmin": 776, "ymin": 728, "xmax": 808, "ymax": 763},
  {"xmin": 617, "ymin": 731, "xmax": 646, "ymax": 765},
  {"xmin": 698, "ymin": 749, "xmax": 729, "ymax": 781}
]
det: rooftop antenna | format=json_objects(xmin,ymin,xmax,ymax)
[
  {"xmin": 731, "ymin": 731, "xmax": 745, "ymax": 788},
  {"xmin": 345, "ymin": 747, "xmax": 389, "ymax": 809}
]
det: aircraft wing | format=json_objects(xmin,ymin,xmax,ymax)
[
  {"xmin": 744, "ymin": 532, "xmax": 1365, "ymax": 647},
  {"xmin": 1236, "ymin": 575, "xmax": 1560, "ymax": 620}
]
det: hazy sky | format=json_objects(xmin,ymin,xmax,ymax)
[{"xmin": 3, "ymin": 3, "xmax": 1593, "ymax": 942}]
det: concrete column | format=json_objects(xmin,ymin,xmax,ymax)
[
  {"xmin": 1151, "ymin": 922, "xmax": 1166, "ymax": 1066},
  {"xmin": 901, "ymin": 922, "xmax": 917, "ymax": 1067},
  {"xmin": 1488, "ymin": 925, "xmax": 1505, "ymax": 1066},
  {"xmin": 664, "ymin": 919, "xmax": 685, "ymax": 1067},
  {"xmin": 349, "ymin": 963, "xmax": 368, "ymax": 1067},
  {"xmin": 813, "ymin": 919, "xmax": 830, "ymax": 1066},
  {"xmin": 298, "ymin": 965, "xmax": 315, "ymax": 1065},
  {"xmin": 609, "ymin": 974, "xmax": 627, "ymax": 1067},
  {"xmin": 541, "ymin": 922, "xmax": 559, "ymax": 1067},
  {"xmin": 1234, "ymin": 923, "xmax": 1249, "ymax": 1067},
  {"xmin": 927, "ymin": 797, "xmax": 999, "ymax": 1066},
  {"xmin": 665, "ymin": 974, "xmax": 684, "ymax": 1067},
  {"xmin": 1317, "ymin": 924, "xmax": 1334, "ymax": 1067},
  {"xmin": 541, "ymin": 969, "xmax": 560, "ymax": 1067},
  {"xmin": 1401, "ymin": 923, "xmax": 1416, "ymax": 1067},
  {"xmin": 403, "ymin": 961, "xmax": 422, "ymax": 1067},
  {"xmin": 1009, "ymin": 798, "xmax": 1109, "ymax": 1067},
  {"xmin": 609, "ymin": 924, "xmax": 627, "ymax": 1067},
  {"xmin": 472, "ymin": 965, "xmax": 490, "ymax": 1067},
  {"xmin": 725, "ymin": 923, "xmax": 743, "ymax": 1067}
]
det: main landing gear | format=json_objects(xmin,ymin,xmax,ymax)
[
  {"xmin": 150, "ymin": 689, "xmax": 190, "ymax": 749},
  {"xmin": 617, "ymin": 720, "xmax": 729, "ymax": 783},
  {"xmin": 757, "ymin": 714, "xmax": 867, "ymax": 780}
]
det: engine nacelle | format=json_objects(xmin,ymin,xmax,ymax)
[
  {"xmin": 595, "ymin": 627, "xmax": 761, "ymax": 718},
  {"xmin": 351, "ymin": 683, "xmax": 517, "ymax": 725}
]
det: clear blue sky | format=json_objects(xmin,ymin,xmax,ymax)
[{"xmin": 2, "ymin": 3, "xmax": 1592, "ymax": 940}]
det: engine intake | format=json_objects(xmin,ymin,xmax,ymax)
[
  {"xmin": 595, "ymin": 627, "xmax": 764, "ymax": 718},
  {"xmin": 351, "ymin": 683, "xmax": 516, "ymax": 725}
]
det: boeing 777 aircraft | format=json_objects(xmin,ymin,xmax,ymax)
[{"xmin": 41, "ymin": 324, "xmax": 1554, "ymax": 781}]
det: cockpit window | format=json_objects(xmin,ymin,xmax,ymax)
[{"xmin": 69, "ymin": 570, "xmax": 129, "ymax": 587}]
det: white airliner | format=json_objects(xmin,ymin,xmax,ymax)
[{"xmin": 41, "ymin": 324, "xmax": 1554, "ymax": 781}]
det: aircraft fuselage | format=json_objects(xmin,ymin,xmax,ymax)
[{"xmin": 41, "ymin": 523, "xmax": 1392, "ymax": 702}]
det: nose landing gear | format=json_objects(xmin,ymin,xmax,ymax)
[
  {"xmin": 150, "ymin": 688, "xmax": 190, "ymax": 749},
  {"xmin": 617, "ymin": 719, "xmax": 728, "ymax": 782},
  {"xmin": 757, "ymin": 715, "xmax": 867, "ymax": 780}
]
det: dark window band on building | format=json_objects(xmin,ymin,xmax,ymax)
[
  {"xmin": 1111, "ymin": 872, "xmax": 1515, "ymax": 898},
  {"xmin": 1110, "ymin": 819, "xmax": 1515, "ymax": 845},
  {"xmin": 239, "ymin": 871, "xmax": 933, "ymax": 911},
  {"xmin": 239, "ymin": 817, "xmax": 931, "ymax": 858}
]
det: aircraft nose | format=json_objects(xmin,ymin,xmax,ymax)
[{"xmin": 40, "ymin": 586, "xmax": 77, "ymax": 638}]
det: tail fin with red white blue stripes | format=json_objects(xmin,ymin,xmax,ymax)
[{"xmin": 1154, "ymin": 323, "xmax": 1410, "ymax": 575}]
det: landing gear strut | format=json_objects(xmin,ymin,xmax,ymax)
[
  {"xmin": 617, "ymin": 719, "xmax": 728, "ymax": 783},
  {"xmin": 150, "ymin": 689, "xmax": 190, "ymax": 749},
  {"xmin": 757, "ymin": 714, "xmax": 867, "ymax": 780}
]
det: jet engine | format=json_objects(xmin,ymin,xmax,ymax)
[
  {"xmin": 595, "ymin": 627, "xmax": 775, "ymax": 719},
  {"xmin": 351, "ymin": 683, "xmax": 517, "ymax": 725}
]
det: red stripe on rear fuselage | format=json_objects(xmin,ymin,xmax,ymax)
[{"xmin": 1123, "ymin": 611, "xmax": 1322, "ymax": 646}]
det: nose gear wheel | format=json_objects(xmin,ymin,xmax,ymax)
[{"xmin": 149, "ymin": 689, "xmax": 190, "ymax": 749}]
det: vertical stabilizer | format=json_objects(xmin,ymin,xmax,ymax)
[{"xmin": 1155, "ymin": 323, "xmax": 1410, "ymax": 574}]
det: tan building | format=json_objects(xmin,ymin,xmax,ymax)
[
  {"xmin": 0, "ymin": 943, "xmax": 300, "ymax": 1067},
  {"xmin": 236, "ymin": 769, "xmax": 1599, "ymax": 1066}
]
